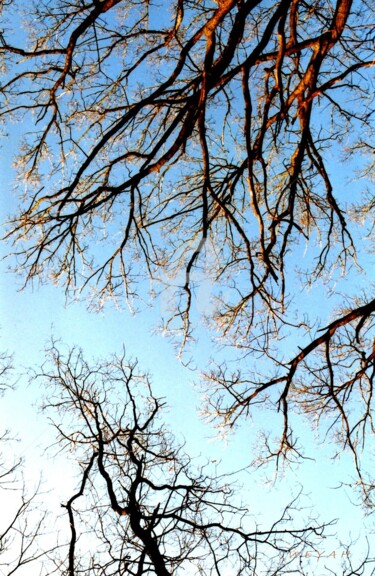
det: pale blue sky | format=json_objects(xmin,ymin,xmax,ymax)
[{"xmin": 0, "ymin": 210, "xmax": 373, "ymax": 574}]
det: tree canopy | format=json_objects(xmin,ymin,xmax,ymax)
[{"xmin": 1, "ymin": 0, "xmax": 375, "ymax": 572}]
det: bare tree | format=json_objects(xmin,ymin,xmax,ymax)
[
  {"xmin": 35, "ymin": 342, "xmax": 342, "ymax": 576},
  {"xmin": 202, "ymin": 297, "xmax": 375, "ymax": 506},
  {"xmin": 0, "ymin": 351, "xmax": 13, "ymax": 396},
  {"xmin": 0, "ymin": 467, "xmax": 49, "ymax": 576},
  {"xmin": 1, "ymin": 0, "xmax": 375, "ymax": 504},
  {"xmin": 0, "ymin": 352, "xmax": 53, "ymax": 576}
]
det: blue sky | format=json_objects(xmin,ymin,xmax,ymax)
[
  {"xmin": 0, "ymin": 2, "xmax": 374, "ymax": 573},
  {"xmin": 0, "ymin": 212, "xmax": 373, "ymax": 574}
]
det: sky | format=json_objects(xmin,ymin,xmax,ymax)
[
  {"xmin": 0, "ymin": 2, "xmax": 374, "ymax": 575},
  {"xmin": 0, "ymin": 207, "xmax": 373, "ymax": 574}
]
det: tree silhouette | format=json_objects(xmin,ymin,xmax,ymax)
[
  {"xmin": 0, "ymin": 352, "xmax": 52, "ymax": 576},
  {"xmin": 1, "ymin": 0, "xmax": 375, "ymax": 513},
  {"xmin": 37, "ymin": 343, "xmax": 337, "ymax": 576}
]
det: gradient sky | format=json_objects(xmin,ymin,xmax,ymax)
[{"xmin": 1, "ymin": 3, "xmax": 374, "ymax": 573}]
